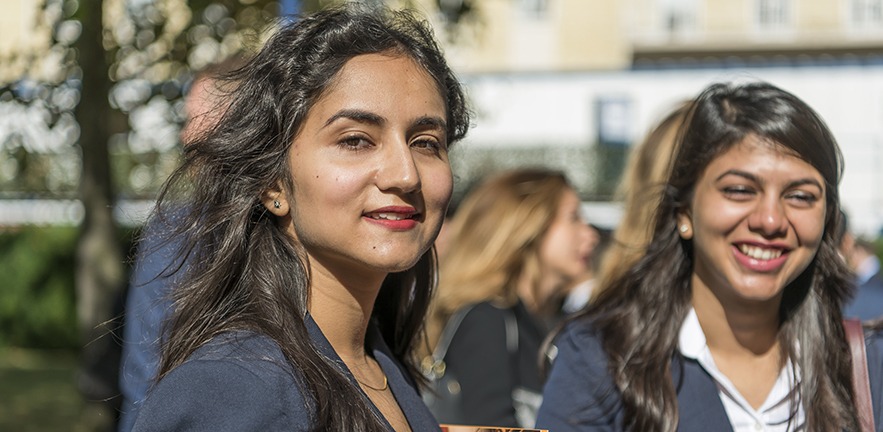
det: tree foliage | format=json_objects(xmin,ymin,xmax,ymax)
[
  {"xmin": 0, "ymin": 3, "xmax": 279, "ymax": 429},
  {"xmin": 0, "ymin": 0, "xmax": 280, "ymax": 199}
]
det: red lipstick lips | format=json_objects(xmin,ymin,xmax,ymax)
[{"xmin": 364, "ymin": 206, "xmax": 419, "ymax": 231}]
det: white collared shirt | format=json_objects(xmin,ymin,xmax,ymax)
[
  {"xmin": 856, "ymin": 255, "xmax": 880, "ymax": 286},
  {"xmin": 678, "ymin": 309, "xmax": 805, "ymax": 431}
]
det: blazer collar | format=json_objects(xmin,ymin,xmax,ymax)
[
  {"xmin": 305, "ymin": 314, "xmax": 440, "ymax": 432},
  {"xmin": 671, "ymin": 355, "xmax": 734, "ymax": 432}
]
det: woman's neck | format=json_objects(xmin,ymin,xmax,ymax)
[
  {"xmin": 691, "ymin": 277, "xmax": 781, "ymax": 356},
  {"xmin": 308, "ymin": 258, "xmax": 386, "ymax": 362},
  {"xmin": 516, "ymin": 271, "xmax": 563, "ymax": 316},
  {"xmin": 691, "ymin": 276, "xmax": 785, "ymax": 410}
]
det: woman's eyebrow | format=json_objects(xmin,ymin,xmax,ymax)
[
  {"xmin": 716, "ymin": 169, "xmax": 758, "ymax": 183},
  {"xmin": 786, "ymin": 178, "xmax": 823, "ymax": 191},
  {"xmin": 412, "ymin": 115, "xmax": 446, "ymax": 129},
  {"xmin": 716, "ymin": 169, "xmax": 823, "ymax": 190},
  {"xmin": 324, "ymin": 109, "xmax": 386, "ymax": 127},
  {"xmin": 409, "ymin": 115, "xmax": 447, "ymax": 136}
]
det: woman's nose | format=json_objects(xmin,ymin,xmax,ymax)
[
  {"xmin": 748, "ymin": 197, "xmax": 789, "ymax": 237},
  {"xmin": 375, "ymin": 141, "xmax": 421, "ymax": 194}
]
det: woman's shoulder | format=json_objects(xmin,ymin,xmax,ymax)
[
  {"xmin": 536, "ymin": 317, "xmax": 621, "ymax": 431},
  {"xmin": 182, "ymin": 331, "xmax": 306, "ymax": 393},
  {"xmin": 446, "ymin": 300, "xmax": 509, "ymax": 330},
  {"xmin": 439, "ymin": 301, "xmax": 518, "ymax": 361},
  {"xmin": 464, "ymin": 300, "xmax": 510, "ymax": 315},
  {"xmin": 133, "ymin": 331, "xmax": 313, "ymax": 431},
  {"xmin": 549, "ymin": 317, "xmax": 608, "ymax": 367},
  {"xmin": 190, "ymin": 331, "xmax": 285, "ymax": 359}
]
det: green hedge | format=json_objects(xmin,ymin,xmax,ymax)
[
  {"xmin": 0, "ymin": 227, "xmax": 79, "ymax": 348},
  {"xmin": 0, "ymin": 226, "xmax": 137, "ymax": 349}
]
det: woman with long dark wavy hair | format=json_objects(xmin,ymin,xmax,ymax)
[
  {"xmin": 131, "ymin": 5, "xmax": 469, "ymax": 431},
  {"xmin": 536, "ymin": 82, "xmax": 883, "ymax": 431}
]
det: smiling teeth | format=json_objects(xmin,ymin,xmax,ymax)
[
  {"xmin": 372, "ymin": 213, "xmax": 408, "ymax": 221},
  {"xmin": 738, "ymin": 244, "xmax": 783, "ymax": 260}
]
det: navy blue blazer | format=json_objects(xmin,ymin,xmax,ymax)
[
  {"xmin": 132, "ymin": 316, "xmax": 440, "ymax": 431},
  {"xmin": 536, "ymin": 320, "xmax": 883, "ymax": 431},
  {"xmin": 845, "ymin": 270, "xmax": 883, "ymax": 322}
]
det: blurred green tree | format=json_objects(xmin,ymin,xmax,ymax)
[{"xmin": 0, "ymin": 1, "xmax": 280, "ymax": 430}]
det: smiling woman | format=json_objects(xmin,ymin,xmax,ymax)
[
  {"xmin": 130, "ymin": 5, "xmax": 469, "ymax": 432},
  {"xmin": 277, "ymin": 54, "xmax": 452, "ymax": 280},
  {"xmin": 536, "ymin": 82, "xmax": 882, "ymax": 432}
]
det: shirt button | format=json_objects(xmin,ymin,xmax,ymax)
[{"xmin": 754, "ymin": 423, "xmax": 763, "ymax": 431}]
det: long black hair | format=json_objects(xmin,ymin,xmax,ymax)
[
  {"xmin": 153, "ymin": 5, "xmax": 469, "ymax": 430},
  {"xmin": 581, "ymin": 82, "xmax": 855, "ymax": 431}
]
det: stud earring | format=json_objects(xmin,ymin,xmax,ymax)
[
  {"xmin": 679, "ymin": 225, "xmax": 689, "ymax": 233},
  {"xmin": 273, "ymin": 200, "xmax": 281, "ymax": 209}
]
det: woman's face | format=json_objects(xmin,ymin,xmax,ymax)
[
  {"xmin": 678, "ymin": 136, "xmax": 827, "ymax": 306},
  {"xmin": 538, "ymin": 187, "xmax": 594, "ymax": 284},
  {"xmin": 280, "ymin": 53, "xmax": 451, "ymax": 280}
]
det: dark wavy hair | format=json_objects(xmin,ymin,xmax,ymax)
[
  {"xmin": 152, "ymin": 5, "xmax": 469, "ymax": 431},
  {"xmin": 581, "ymin": 82, "xmax": 855, "ymax": 431}
]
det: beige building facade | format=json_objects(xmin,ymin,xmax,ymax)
[
  {"xmin": 411, "ymin": 0, "xmax": 883, "ymax": 73},
  {"xmin": 401, "ymin": 0, "xmax": 883, "ymax": 234}
]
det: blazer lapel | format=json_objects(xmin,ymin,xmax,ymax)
[
  {"xmin": 367, "ymin": 324, "xmax": 442, "ymax": 432},
  {"xmin": 672, "ymin": 356, "xmax": 734, "ymax": 432},
  {"xmin": 306, "ymin": 314, "xmax": 441, "ymax": 432}
]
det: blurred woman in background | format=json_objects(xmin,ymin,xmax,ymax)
[{"xmin": 425, "ymin": 168, "xmax": 594, "ymax": 428}]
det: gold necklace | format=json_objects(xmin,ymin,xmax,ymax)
[{"xmin": 356, "ymin": 375, "xmax": 389, "ymax": 392}]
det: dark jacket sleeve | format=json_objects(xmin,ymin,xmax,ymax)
[
  {"xmin": 864, "ymin": 328, "xmax": 883, "ymax": 430},
  {"xmin": 131, "ymin": 356, "xmax": 312, "ymax": 431},
  {"xmin": 535, "ymin": 320, "xmax": 622, "ymax": 431},
  {"xmin": 443, "ymin": 302, "xmax": 519, "ymax": 427},
  {"xmin": 119, "ymin": 219, "xmax": 184, "ymax": 432}
]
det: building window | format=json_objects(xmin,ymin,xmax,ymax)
[
  {"xmin": 518, "ymin": 0, "xmax": 549, "ymax": 19},
  {"xmin": 658, "ymin": 0, "xmax": 698, "ymax": 37},
  {"xmin": 852, "ymin": 0, "xmax": 883, "ymax": 27},
  {"xmin": 758, "ymin": 0, "xmax": 790, "ymax": 30}
]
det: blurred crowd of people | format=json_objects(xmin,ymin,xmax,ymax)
[{"xmin": 105, "ymin": 4, "xmax": 883, "ymax": 432}]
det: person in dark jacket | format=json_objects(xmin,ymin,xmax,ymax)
[
  {"xmin": 843, "ymin": 231, "xmax": 883, "ymax": 321},
  {"xmin": 131, "ymin": 4, "xmax": 470, "ymax": 431},
  {"xmin": 118, "ymin": 56, "xmax": 244, "ymax": 432},
  {"xmin": 538, "ymin": 82, "xmax": 878, "ymax": 431}
]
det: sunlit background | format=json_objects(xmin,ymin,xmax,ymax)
[{"xmin": 1, "ymin": 0, "xmax": 882, "ymax": 430}]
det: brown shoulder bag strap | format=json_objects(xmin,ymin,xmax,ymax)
[{"xmin": 844, "ymin": 318, "xmax": 876, "ymax": 432}]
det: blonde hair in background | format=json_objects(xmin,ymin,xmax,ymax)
[
  {"xmin": 591, "ymin": 102, "xmax": 691, "ymax": 301},
  {"xmin": 427, "ymin": 168, "xmax": 571, "ymax": 348}
]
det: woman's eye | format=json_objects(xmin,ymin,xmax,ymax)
[
  {"xmin": 722, "ymin": 185, "xmax": 755, "ymax": 199},
  {"xmin": 338, "ymin": 135, "xmax": 372, "ymax": 151},
  {"xmin": 411, "ymin": 138, "xmax": 444, "ymax": 154},
  {"xmin": 786, "ymin": 191, "xmax": 818, "ymax": 206}
]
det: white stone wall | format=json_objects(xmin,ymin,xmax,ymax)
[{"xmin": 459, "ymin": 65, "xmax": 883, "ymax": 236}]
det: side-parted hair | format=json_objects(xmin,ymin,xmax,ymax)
[
  {"xmin": 582, "ymin": 82, "xmax": 855, "ymax": 431},
  {"xmin": 428, "ymin": 168, "xmax": 571, "ymax": 348},
  {"xmin": 153, "ymin": 5, "xmax": 469, "ymax": 431}
]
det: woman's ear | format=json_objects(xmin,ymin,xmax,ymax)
[
  {"xmin": 261, "ymin": 183, "xmax": 290, "ymax": 216},
  {"xmin": 676, "ymin": 211, "xmax": 693, "ymax": 240}
]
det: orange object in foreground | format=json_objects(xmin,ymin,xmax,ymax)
[{"xmin": 440, "ymin": 425, "xmax": 548, "ymax": 432}]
